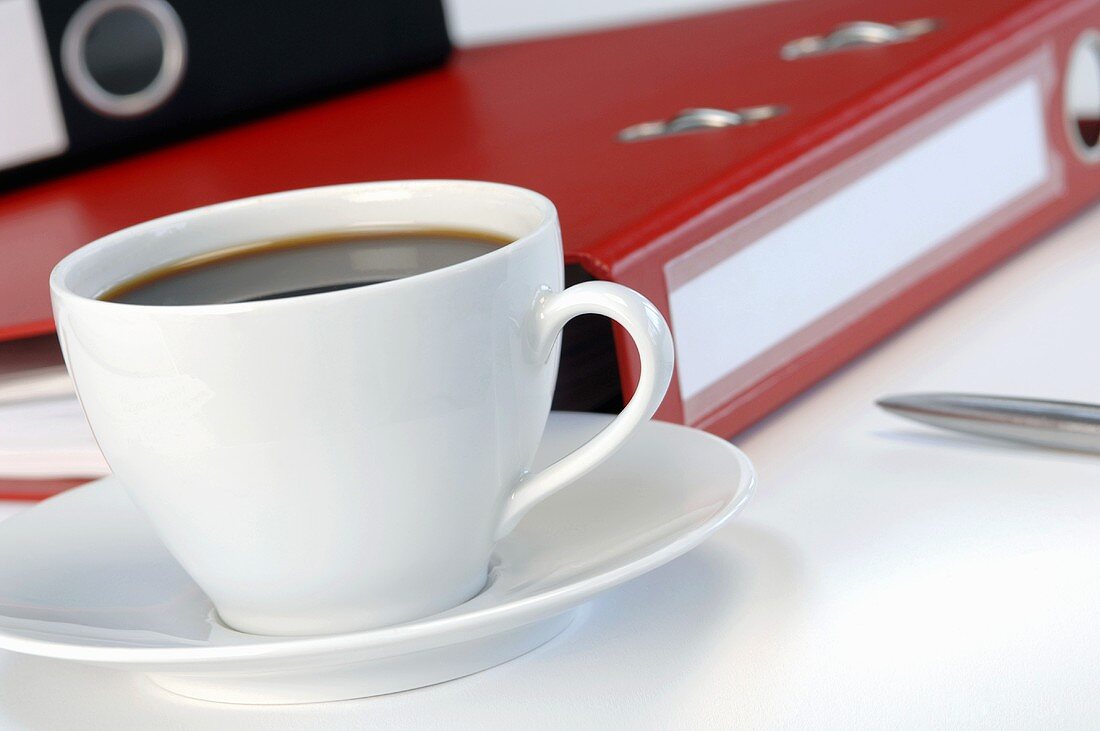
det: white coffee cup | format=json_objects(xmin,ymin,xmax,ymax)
[{"xmin": 50, "ymin": 180, "xmax": 674, "ymax": 636}]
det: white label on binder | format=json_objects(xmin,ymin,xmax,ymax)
[
  {"xmin": 0, "ymin": 0, "xmax": 68, "ymax": 170},
  {"xmin": 668, "ymin": 75, "xmax": 1051, "ymax": 407}
]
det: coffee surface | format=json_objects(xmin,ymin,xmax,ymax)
[{"xmin": 99, "ymin": 229, "xmax": 510, "ymax": 305}]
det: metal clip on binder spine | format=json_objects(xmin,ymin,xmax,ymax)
[
  {"xmin": 781, "ymin": 19, "xmax": 939, "ymax": 60},
  {"xmin": 618, "ymin": 106, "xmax": 787, "ymax": 142},
  {"xmin": 617, "ymin": 18, "xmax": 939, "ymax": 141}
]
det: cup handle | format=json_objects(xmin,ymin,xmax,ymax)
[{"xmin": 495, "ymin": 281, "xmax": 675, "ymax": 539}]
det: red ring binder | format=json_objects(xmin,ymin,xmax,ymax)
[{"xmin": 1, "ymin": 0, "xmax": 1098, "ymax": 444}]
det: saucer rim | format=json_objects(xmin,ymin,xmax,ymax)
[{"xmin": 0, "ymin": 416, "xmax": 755, "ymax": 665}]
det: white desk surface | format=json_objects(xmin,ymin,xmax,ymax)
[{"xmin": 1, "ymin": 205, "xmax": 1100, "ymax": 728}]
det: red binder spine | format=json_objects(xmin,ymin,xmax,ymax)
[{"xmin": 608, "ymin": 0, "xmax": 1100, "ymax": 436}]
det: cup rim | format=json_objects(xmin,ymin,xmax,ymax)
[{"xmin": 49, "ymin": 179, "xmax": 559, "ymax": 313}]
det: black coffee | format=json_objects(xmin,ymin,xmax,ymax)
[{"xmin": 99, "ymin": 229, "xmax": 511, "ymax": 305}]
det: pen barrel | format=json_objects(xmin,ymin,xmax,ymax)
[{"xmin": 877, "ymin": 393, "xmax": 1100, "ymax": 453}]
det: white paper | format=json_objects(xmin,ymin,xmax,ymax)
[{"xmin": 0, "ymin": 396, "xmax": 108, "ymax": 479}]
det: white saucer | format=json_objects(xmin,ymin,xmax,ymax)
[{"xmin": 0, "ymin": 413, "xmax": 754, "ymax": 704}]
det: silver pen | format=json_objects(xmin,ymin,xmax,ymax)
[{"xmin": 876, "ymin": 393, "xmax": 1100, "ymax": 453}]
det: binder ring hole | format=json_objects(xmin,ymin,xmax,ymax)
[
  {"xmin": 1065, "ymin": 30, "xmax": 1100, "ymax": 162},
  {"xmin": 618, "ymin": 105, "xmax": 786, "ymax": 142},
  {"xmin": 61, "ymin": 0, "xmax": 187, "ymax": 118}
]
